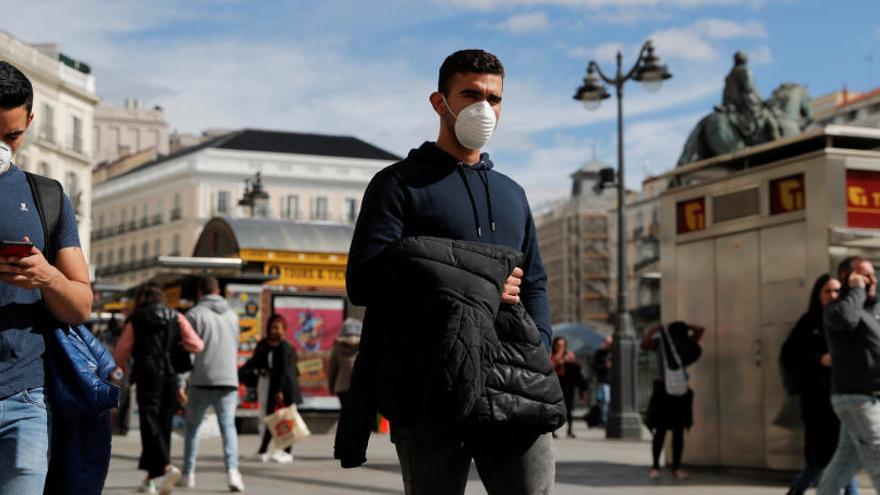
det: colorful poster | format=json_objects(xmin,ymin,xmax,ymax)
[
  {"xmin": 226, "ymin": 284, "xmax": 264, "ymax": 411},
  {"xmin": 272, "ymin": 296, "xmax": 345, "ymax": 397}
]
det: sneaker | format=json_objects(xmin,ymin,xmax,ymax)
[
  {"xmin": 177, "ymin": 472, "xmax": 195, "ymax": 488},
  {"xmin": 672, "ymin": 469, "xmax": 688, "ymax": 480},
  {"xmin": 228, "ymin": 469, "xmax": 245, "ymax": 492},
  {"xmin": 271, "ymin": 451, "xmax": 294, "ymax": 464},
  {"xmin": 257, "ymin": 451, "xmax": 271, "ymax": 463},
  {"xmin": 153, "ymin": 465, "xmax": 182, "ymax": 495},
  {"xmin": 139, "ymin": 479, "xmax": 157, "ymax": 493},
  {"xmin": 649, "ymin": 468, "xmax": 661, "ymax": 480}
]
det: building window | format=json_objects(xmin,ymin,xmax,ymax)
[
  {"xmin": 171, "ymin": 193, "xmax": 181, "ymax": 221},
  {"xmin": 129, "ymin": 245, "xmax": 137, "ymax": 262},
  {"xmin": 70, "ymin": 115, "xmax": 83, "ymax": 153},
  {"xmin": 344, "ymin": 198, "xmax": 358, "ymax": 223},
  {"xmin": 118, "ymin": 247, "xmax": 125, "ymax": 265},
  {"xmin": 154, "ymin": 239, "xmax": 162, "ymax": 257},
  {"xmin": 95, "ymin": 252, "xmax": 103, "ymax": 268},
  {"xmin": 98, "ymin": 214, "xmax": 104, "ymax": 231},
  {"xmin": 313, "ymin": 196, "xmax": 328, "ymax": 220},
  {"xmin": 66, "ymin": 171, "xmax": 81, "ymax": 215},
  {"xmin": 216, "ymin": 191, "xmax": 229, "ymax": 215},
  {"xmin": 40, "ymin": 103, "xmax": 55, "ymax": 143},
  {"xmin": 142, "ymin": 241, "xmax": 149, "ymax": 260},
  {"xmin": 39, "ymin": 162, "xmax": 51, "ymax": 177},
  {"xmin": 283, "ymin": 195, "xmax": 299, "ymax": 220},
  {"xmin": 172, "ymin": 234, "xmax": 180, "ymax": 256}
]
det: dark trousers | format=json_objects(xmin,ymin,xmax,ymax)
[
  {"xmin": 137, "ymin": 376, "xmax": 178, "ymax": 478},
  {"xmin": 652, "ymin": 425, "xmax": 684, "ymax": 470},
  {"xmin": 45, "ymin": 412, "xmax": 113, "ymax": 495}
]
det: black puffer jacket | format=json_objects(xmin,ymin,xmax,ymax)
[{"xmin": 334, "ymin": 237, "xmax": 564, "ymax": 468}]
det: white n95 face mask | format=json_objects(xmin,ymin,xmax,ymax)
[
  {"xmin": 443, "ymin": 97, "xmax": 497, "ymax": 151},
  {"xmin": 0, "ymin": 142, "xmax": 12, "ymax": 174}
]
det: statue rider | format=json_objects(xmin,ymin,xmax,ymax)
[{"xmin": 717, "ymin": 51, "xmax": 772, "ymax": 143}]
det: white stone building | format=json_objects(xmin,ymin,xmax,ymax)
[
  {"xmin": 91, "ymin": 129, "xmax": 399, "ymax": 287},
  {"xmin": 93, "ymin": 98, "xmax": 170, "ymax": 164},
  {"xmin": 812, "ymin": 87, "xmax": 880, "ymax": 128},
  {"xmin": 0, "ymin": 32, "xmax": 98, "ymax": 258}
]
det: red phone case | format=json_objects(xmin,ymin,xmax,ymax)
[{"xmin": 0, "ymin": 242, "xmax": 33, "ymax": 257}]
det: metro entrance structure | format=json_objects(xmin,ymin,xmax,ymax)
[{"xmin": 661, "ymin": 125, "xmax": 880, "ymax": 469}]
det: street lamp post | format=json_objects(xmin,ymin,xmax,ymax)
[
  {"xmin": 237, "ymin": 171, "xmax": 270, "ymax": 218},
  {"xmin": 573, "ymin": 40, "xmax": 671, "ymax": 440}
]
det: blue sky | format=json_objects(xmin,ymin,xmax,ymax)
[{"xmin": 4, "ymin": 0, "xmax": 879, "ymax": 206}]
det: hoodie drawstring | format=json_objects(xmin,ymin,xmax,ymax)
[
  {"xmin": 456, "ymin": 164, "xmax": 483, "ymax": 237},
  {"xmin": 476, "ymin": 168, "xmax": 496, "ymax": 233},
  {"xmin": 456, "ymin": 162, "xmax": 496, "ymax": 237}
]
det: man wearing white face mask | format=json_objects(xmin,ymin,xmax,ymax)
[
  {"xmin": 336, "ymin": 50, "xmax": 555, "ymax": 494},
  {"xmin": 0, "ymin": 61, "xmax": 93, "ymax": 492}
]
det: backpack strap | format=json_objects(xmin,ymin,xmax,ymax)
[{"xmin": 24, "ymin": 172, "xmax": 64, "ymax": 265}]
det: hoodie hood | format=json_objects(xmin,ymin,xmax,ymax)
[
  {"xmin": 198, "ymin": 294, "xmax": 230, "ymax": 314},
  {"xmin": 409, "ymin": 142, "xmax": 497, "ymax": 237}
]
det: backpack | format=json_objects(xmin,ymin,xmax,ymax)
[{"xmin": 24, "ymin": 172, "xmax": 63, "ymax": 263}]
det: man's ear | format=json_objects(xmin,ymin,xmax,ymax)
[
  {"xmin": 26, "ymin": 112, "xmax": 35, "ymax": 129},
  {"xmin": 429, "ymin": 92, "xmax": 446, "ymax": 117}
]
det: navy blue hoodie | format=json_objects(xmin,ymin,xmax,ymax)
[{"xmin": 346, "ymin": 142, "xmax": 551, "ymax": 348}]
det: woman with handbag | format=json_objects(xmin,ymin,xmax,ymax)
[
  {"xmin": 551, "ymin": 336, "xmax": 588, "ymax": 438},
  {"xmin": 781, "ymin": 274, "xmax": 858, "ymax": 495},
  {"xmin": 241, "ymin": 313, "xmax": 303, "ymax": 463},
  {"xmin": 112, "ymin": 282, "xmax": 203, "ymax": 494},
  {"xmin": 641, "ymin": 321, "xmax": 703, "ymax": 480}
]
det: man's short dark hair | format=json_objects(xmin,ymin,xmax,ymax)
[
  {"xmin": 198, "ymin": 276, "xmax": 220, "ymax": 295},
  {"xmin": 837, "ymin": 256, "xmax": 864, "ymax": 282},
  {"xmin": 0, "ymin": 62, "xmax": 34, "ymax": 114},
  {"xmin": 438, "ymin": 49, "xmax": 504, "ymax": 95}
]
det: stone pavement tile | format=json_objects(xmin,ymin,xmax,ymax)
[{"xmin": 104, "ymin": 418, "xmax": 877, "ymax": 495}]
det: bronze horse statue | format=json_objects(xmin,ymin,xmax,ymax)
[{"xmin": 676, "ymin": 82, "xmax": 813, "ymax": 167}]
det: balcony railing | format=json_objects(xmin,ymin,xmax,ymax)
[
  {"xmin": 170, "ymin": 208, "xmax": 182, "ymax": 221},
  {"xmin": 151, "ymin": 214, "xmax": 163, "ymax": 226},
  {"xmin": 140, "ymin": 217, "xmax": 149, "ymax": 228}
]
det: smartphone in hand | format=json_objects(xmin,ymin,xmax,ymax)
[{"xmin": 0, "ymin": 240, "xmax": 34, "ymax": 258}]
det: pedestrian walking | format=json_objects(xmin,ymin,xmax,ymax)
[
  {"xmin": 177, "ymin": 277, "xmax": 244, "ymax": 492},
  {"xmin": 592, "ymin": 335, "xmax": 613, "ymax": 426},
  {"xmin": 817, "ymin": 257, "xmax": 880, "ymax": 494},
  {"xmin": 0, "ymin": 61, "xmax": 95, "ymax": 493},
  {"xmin": 112, "ymin": 282, "xmax": 204, "ymax": 494},
  {"xmin": 335, "ymin": 49, "xmax": 563, "ymax": 495},
  {"xmin": 642, "ymin": 321, "xmax": 704, "ymax": 480},
  {"xmin": 781, "ymin": 274, "xmax": 857, "ymax": 495},
  {"xmin": 242, "ymin": 313, "xmax": 302, "ymax": 464},
  {"xmin": 551, "ymin": 336, "xmax": 588, "ymax": 439},
  {"xmin": 328, "ymin": 317, "xmax": 362, "ymax": 408}
]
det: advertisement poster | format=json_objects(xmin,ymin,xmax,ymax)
[
  {"xmin": 847, "ymin": 169, "xmax": 880, "ymax": 228},
  {"xmin": 272, "ymin": 296, "xmax": 345, "ymax": 397},
  {"xmin": 226, "ymin": 284, "xmax": 264, "ymax": 411}
]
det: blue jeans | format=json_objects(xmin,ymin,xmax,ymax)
[
  {"xmin": 597, "ymin": 383, "xmax": 611, "ymax": 425},
  {"xmin": 183, "ymin": 386, "xmax": 240, "ymax": 473},
  {"xmin": 818, "ymin": 394, "xmax": 880, "ymax": 494},
  {"xmin": 792, "ymin": 461, "xmax": 858, "ymax": 494},
  {"xmin": 0, "ymin": 387, "xmax": 51, "ymax": 492}
]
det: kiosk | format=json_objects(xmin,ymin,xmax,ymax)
[{"xmin": 660, "ymin": 125, "xmax": 880, "ymax": 469}]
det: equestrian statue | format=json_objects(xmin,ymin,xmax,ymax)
[{"xmin": 677, "ymin": 51, "xmax": 814, "ymax": 167}]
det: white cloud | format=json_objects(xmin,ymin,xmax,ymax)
[
  {"xmin": 496, "ymin": 12, "xmax": 551, "ymax": 33},
  {"xmin": 437, "ymin": 0, "xmax": 772, "ymax": 10},
  {"xmin": 568, "ymin": 42, "xmax": 626, "ymax": 62},
  {"xmin": 694, "ymin": 19, "xmax": 767, "ymax": 39},
  {"xmin": 651, "ymin": 27, "xmax": 718, "ymax": 61},
  {"xmin": 749, "ymin": 45, "xmax": 774, "ymax": 65}
]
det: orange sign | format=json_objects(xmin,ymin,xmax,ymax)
[
  {"xmin": 770, "ymin": 174, "xmax": 805, "ymax": 215},
  {"xmin": 677, "ymin": 197, "xmax": 706, "ymax": 234},
  {"xmin": 847, "ymin": 170, "xmax": 880, "ymax": 228}
]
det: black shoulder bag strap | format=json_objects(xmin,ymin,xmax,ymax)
[{"xmin": 24, "ymin": 172, "xmax": 64, "ymax": 265}]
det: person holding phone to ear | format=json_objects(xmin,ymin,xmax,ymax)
[{"xmin": 0, "ymin": 61, "xmax": 93, "ymax": 492}]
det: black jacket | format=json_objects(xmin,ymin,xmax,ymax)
[
  {"xmin": 243, "ymin": 339, "xmax": 302, "ymax": 412},
  {"xmin": 334, "ymin": 237, "xmax": 564, "ymax": 468},
  {"xmin": 130, "ymin": 303, "xmax": 180, "ymax": 383},
  {"xmin": 825, "ymin": 287, "xmax": 880, "ymax": 394},
  {"xmin": 780, "ymin": 312, "xmax": 832, "ymax": 396}
]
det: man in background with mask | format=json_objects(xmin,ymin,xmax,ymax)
[
  {"xmin": 0, "ymin": 61, "xmax": 93, "ymax": 491},
  {"xmin": 336, "ymin": 49, "xmax": 553, "ymax": 494},
  {"xmin": 818, "ymin": 257, "xmax": 880, "ymax": 494}
]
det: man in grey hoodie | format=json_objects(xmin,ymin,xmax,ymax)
[{"xmin": 178, "ymin": 277, "xmax": 244, "ymax": 492}]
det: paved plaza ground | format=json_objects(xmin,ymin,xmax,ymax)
[{"xmin": 103, "ymin": 416, "xmax": 876, "ymax": 495}]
